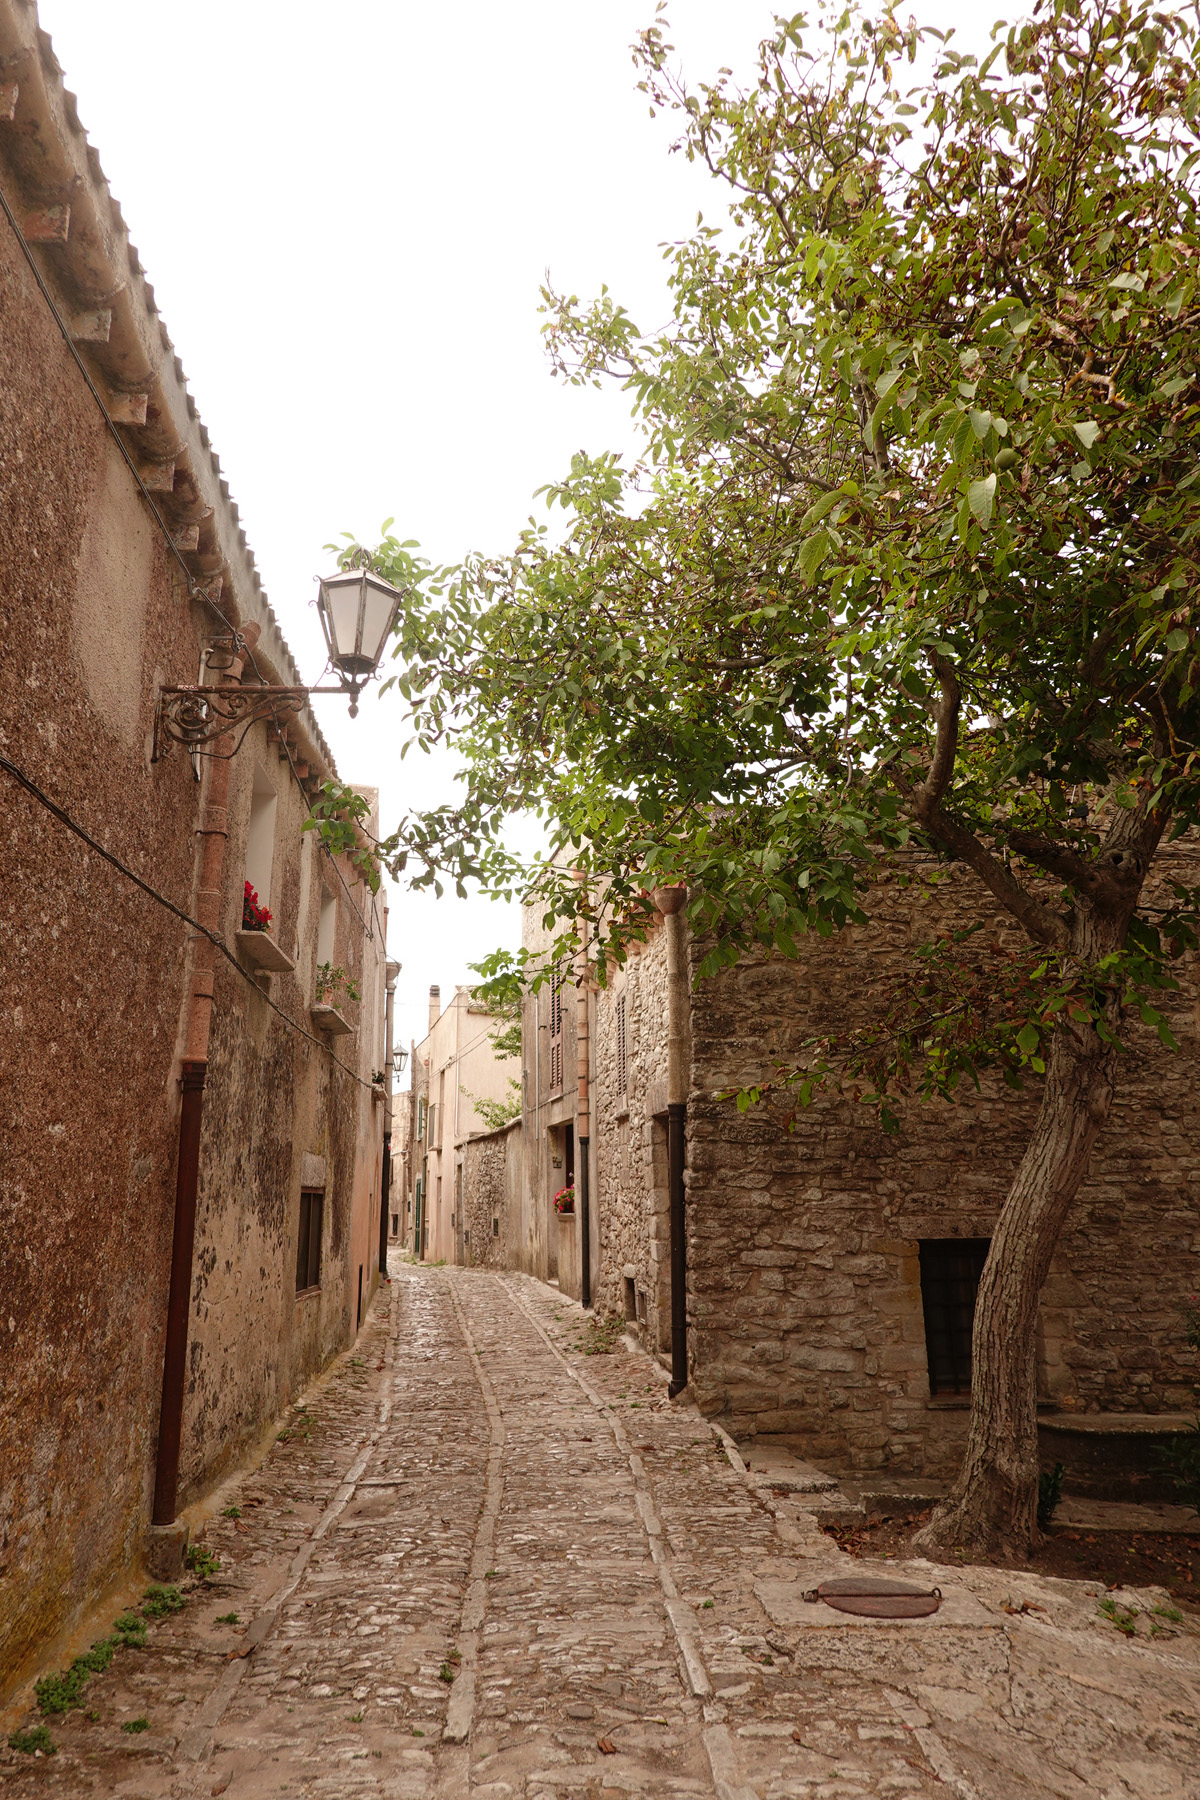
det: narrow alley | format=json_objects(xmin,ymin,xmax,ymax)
[{"xmin": 3, "ymin": 1268, "xmax": 1197, "ymax": 1800}]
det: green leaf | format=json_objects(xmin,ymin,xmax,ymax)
[
  {"xmin": 1072, "ymin": 421, "xmax": 1101, "ymax": 449},
  {"xmin": 968, "ymin": 474, "xmax": 997, "ymax": 528},
  {"xmin": 969, "ymin": 409, "xmax": 993, "ymax": 440},
  {"xmin": 1015, "ymin": 1023, "xmax": 1040, "ymax": 1055}
]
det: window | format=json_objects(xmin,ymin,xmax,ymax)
[
  {"xmin": 549, "ymin": 979, "xmax": 564, "ymax": 1095},
  {"xmin": 428, "ymin": 1104, "xmax": 436, "ymax": 1148},
  {"xmin": 919, "ymin": 1238, "xmax": 990, "ymax": 1395},
  {"xmin": 624, "ymin": 1276, "xmax": 636, "ymax": 1322},
  {"xmin": 492, "ymin": 1216, "xmax": 499, "ymax": 1237},
  {"xmin": 295, "ymin": 1189, "xmax": 323, "ymax": 1292},
  {"xmin": 417, "ymin": 1098, "xmax": 426, "ymax": 1141},
  {"xmin": 317, "ymin": 886, "xmax": 336, "ymax": 966},
  {"xmin": 245, "ymin": 766, "xmax": 278, "ymax": 913},
  {"xmin": 616, "ymin": 995, "xmax": 627, "ymax": 1096}
]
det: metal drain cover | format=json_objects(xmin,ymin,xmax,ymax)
[{"xmin": 802, "ymin": 1577, "xmax": 942, "ymax": 1618}]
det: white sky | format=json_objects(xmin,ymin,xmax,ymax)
[{"xmin": 36, "ymin": 0, "xmax": 995, "ymax": 1068}]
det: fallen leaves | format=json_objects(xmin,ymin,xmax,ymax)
[{"xmin": 597, "ymin": 1735, "xmax": 617, "ymax": 1755}]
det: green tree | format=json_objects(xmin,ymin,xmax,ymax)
[{"xmin": 346, "ymin": 0, "xmax": 1200, "ymax": 1556}]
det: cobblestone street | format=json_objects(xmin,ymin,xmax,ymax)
[{"xmin": 4, "ymin": 1267, "xmax": 1200, "ymax": 1800}]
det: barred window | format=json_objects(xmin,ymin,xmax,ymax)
[
  {"xmin": 919, "ymin": 1238, "xmax": 990, "ymax": 1395},
  {"xmin": 549, "ymin": 979, "xmax": 564, "ymax": 1095},
  {"xmin": 616, "ymin": 995, "xmax": 627, "ymax": 1096}
]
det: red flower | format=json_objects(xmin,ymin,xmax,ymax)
[{"xmin": 243, "ymin": 880, "xmax": 273, "ymax": 932}]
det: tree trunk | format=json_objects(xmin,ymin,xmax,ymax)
[{"xmin": 913, "ymin": 1019, "xmax": 1118, "ymax": 1561}]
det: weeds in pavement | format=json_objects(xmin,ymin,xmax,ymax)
[
  {"xmin": 215, "ymin": 1612, "xmax": 241, "ymax": 1625},
  {"xmin": 572, "ymin": 1315, "xmax": 625, "ymax": 1356},
  {"xmin": 113, "ymin": 1615, "xmax": 147, "ymax": 1648},
  {"xmin": 142, "ymin": 1584, "xmax": 185, "ymax": 1618},
  {"xmin": 221, "ymin": 1505, "xmax": 241, "ymax": 1519},
  {"xmin": 1099, "ymin": 1597, "xmax": 1139, "ymax": 1636},
  {"xmin": 121, "ymin": 1718, "xmax": 149, "ymax": 1734},
  {"xmin": 185, "ymin": 1545, "xmax": 220, "ymax": 1580}
]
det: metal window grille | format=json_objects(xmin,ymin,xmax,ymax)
[
  {"xmin": 919, "ymin": 1238, "xmax": 990, "ymax": 1395},
  {"xmin": 616, "ymin": 995, "xmax": 627, "ymax": 1095},
  {"xmin": 549, "ymin": 979, "xmax": 564, "ymax": 1095},
  {"xmin": 295, "ymin": 1189, "xmax": 323, "ymax": 1293}
]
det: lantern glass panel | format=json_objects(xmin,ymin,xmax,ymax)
[
  {"xmin": 359, "ymin": 577, "xmax": 397, "ymax": 669},
  {"xmin": 323, "ymin": 572, "xmax": 364, "ymax": 664}
]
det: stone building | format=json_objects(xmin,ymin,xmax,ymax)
[
  {"xmin": 582, "ymin": 868, "xmax": 1200, "ymax": 1488},
  {"xmin": 0, "ymin": 3, "xmax": 388, "ymax": 1698},
  {"xmin": 401, "ymin": 983, "xmax": 519, "ymax": 1263}
]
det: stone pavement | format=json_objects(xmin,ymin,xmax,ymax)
[{"xmin": 3, "ymin": 1266, "xmax": 1200, "ymax": 1800}]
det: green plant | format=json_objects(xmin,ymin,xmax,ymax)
[
  {"xmin": 1099, "ymin": 1596, "xmax": 1140, "ymax": 1637},
  {"xmin": 575, "ymin": 1315, "xmax": 625, "ymax": 1356},
  {"xmin": 215, "ymin": 1611, "xmax": 241, "ymax": 1625},
  {"xmin": 8, "ymin": 1725, "xmax": 55, "ymax": 1755},
  {"xmin": 348, "ymin": 1711, "xmax": 364, "ymax": 1723},
  {"xmin": 702, "ymin": 1599, "xmax": 715, "ymax": 1609},
  {"xmin": 1154, "ymin": 1603, "xmax": 1185, "ymax": 1623},
  {"xmin": 1037, "ymin": 1462, "xmax": 1066, "ymax": 1529},
  {"xmin": 221, "ymin": 1505, "xmax": 241, "ymax": 1519},
  {"xmin": 142, "ymin": 1584, "xmax": 185, "ymax": 1619},
  {"xmin": 35, "ymin": 1663, "xmax": 91, "ymax": 1715},
  {"xmin": 75, "ymin": 1639, "xmax": 117, "ymax": 1674},
  {"xmin": 113, "ymin": 1614, "xmax": 147, "ymax": 1648},
  {"xmin": 315, "ymin": 962, "xmax": 362, "ymax": 1007},
  {"xmin": 185, "ymin": 1545, "xmax": 220, "ymax": 1580},
  {"xmin": 121, "ymin": 1717, "xmax": 150, "ymax": 1734}
]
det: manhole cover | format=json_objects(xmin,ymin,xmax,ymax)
[{"xmin": 802, "ymin": 1578, "xmax": 942, "ymax": 1618}]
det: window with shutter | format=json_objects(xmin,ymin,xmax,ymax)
[
  {"xmin": 295, "ymin": 1189, "xmax": 324, "ymax": 1293},
  {"xmin": 549, "ymin": 979, "xmax": 564, "ymax": 1096}
]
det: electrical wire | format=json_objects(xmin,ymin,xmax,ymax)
[{"xmin": 0, "ymin": 750, "xmax": 379, "ymax": 1092}]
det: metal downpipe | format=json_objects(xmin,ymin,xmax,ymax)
[{"xmin": 152, "ymin": 1060, "xmax": 206, "ymax": 1525}]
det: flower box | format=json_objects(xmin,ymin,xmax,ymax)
[
  {"xmin": 236, "ymin": 929, "xmax": 295, "ymax": 973},
  {"xmin": 310, "ymin": 1003, "xmax": 352, "ymax": 1037}
]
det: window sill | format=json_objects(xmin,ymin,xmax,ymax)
[
  {"xmin": 310, "ymin": 1003, "xmax": 352, "ymax": 1037},
  {"xmin": 236, "ymin": 928, "xmax": 295, "ymax": 973},
  {"xmin": 295, "ymin": 1285, "xmax": 320, "ymax": 1300},
  {"xmin": 926, "ymin": 1395, "xmax": 971, "ymax": 1409}
]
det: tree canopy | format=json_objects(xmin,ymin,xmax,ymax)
[{"xmin": 327, "ymin": 0, "xmax": 1200, "ymax": 1551}]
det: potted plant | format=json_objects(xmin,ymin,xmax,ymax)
[
  {"xmin": 554, "ymin": 1185, "xmax": 575, "ymax": 1216},
  {"xmin": 236, "ymin": 882, "xmax": 294, "ymax": 972},
  {"xmin": 311, "ymin": 962, "xmax": 361, "ymax": 1037}
]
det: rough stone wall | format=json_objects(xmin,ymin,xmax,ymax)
[
  {"xmin": 0, "ymin": 220, "xmax": 202, "ymax": 1689},
  {"xmin": 683, "ymin": 864, "xmax": 1200, "ymax": 1478},
  {"xmin": 461, "ymin": 1121, "xmax": 521, "ymax": 1269},
  {"xmin": 0, "ymin": 73, "xmax": 384, "ymax": 1690},
  {"xmin": 593, "ymin": 930, "xmax": 673, "ymax": 1350},
  {"xmin": 178, "ymin": 747, "xmax": 384, "ymax": 1505}
]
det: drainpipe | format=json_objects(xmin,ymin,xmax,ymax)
[
  {"xmin": 379, "ymin": 956, "xmax": 400, "ymax": 1279},
  {"xmin": 152, "ymin": 625, "xmax": 261, "ymax": 1536},
  {"xmin": 575, "ymin": 944, "xmax": 591, "ymax": 1310},
  {"xmin": 653, "ymin": 883, "xmax": 688, "ymax": 1398}
]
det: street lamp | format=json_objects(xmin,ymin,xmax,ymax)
[
  {"xmin": 392, "ymin": 1045, "xmax": 409, "ymax": 1077},
  {"xmin": 315, "ymin": 566, "xmax": 405, "ymax": 716},
  {"xmin": 153, "ymin": 566, "xmax": 404, "ymax": 758}
]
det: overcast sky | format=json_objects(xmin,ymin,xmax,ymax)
[{"xmin": 36, "ymin": 0, "xmax": 994, "ymax": 1068}]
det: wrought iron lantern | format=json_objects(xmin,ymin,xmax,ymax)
[
  {"xmin": 392, "ymin": 1045, "xmax": 409, "ymax": 1077},
  {"xmin": 315, "ymin": 566, "xmax": 404, "ymax": 715}
]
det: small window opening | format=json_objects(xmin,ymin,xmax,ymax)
[
  {"xmin": 356, "ymin": 1264, "xmax": 363, "ymax": 1329},
  {"xmin": 391, "ymin": 1213, "xmax": 399, "ymax": 1235},
  {"xmin": 624, "ymin": 1276, "xmax": 637, "ymax": 1322},
  {"xmin": 295, "ymin": 1189, "xmax": 323, "ymax": 1293},
  {"xmin": 919, "ymin": 1238, "xmax": 990, "ymax": 1395},
  {"xmin": 493, "ymin": 1216, "xmax": 499, "ymax": 1237},
  {"xmin": 635, "ymin": 1287, "xmax": 647, "ymax": 1325},
  {"xmin": 246, "ymin": 766, "xmax": 278, "ymax": 915},
  {"xmin": 317, "ymin": 886, "xmax": 336, "ymax": 966}
]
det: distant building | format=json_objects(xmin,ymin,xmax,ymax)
[{"xmin": 402, "ymin": 984, "xmax": 520, "ymax": 1263}]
